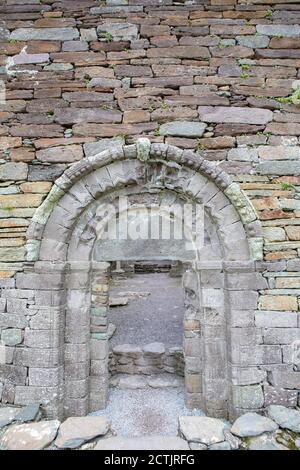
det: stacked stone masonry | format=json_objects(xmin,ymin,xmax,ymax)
[
  {"xmin": 109, "ymin": 343, "xmax": 185, "ymax": 376},
  {"xmin": 0, "ymin": 0, "xmax": 299, "ymax": 420}
]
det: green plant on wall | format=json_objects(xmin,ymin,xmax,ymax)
[
  {"xmin": 281, "ymin": 182, "xmax": 300, "ymax": 199},
  {"xmin": 276, "ymin": 88, "xmax": 300, "ymax": 106},
  {"xmin": 104, "ymin": 32, "xmax": 114, "ymax": 43}
]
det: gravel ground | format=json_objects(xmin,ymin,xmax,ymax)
[
  {"xmin": 91, "ymin": 387, "xmax": 204, "ymax": 437},
  {"xmin": 109, "ymin": 273, "xmax": 185, "ymax": 347}
]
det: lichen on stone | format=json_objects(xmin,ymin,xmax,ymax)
[{"xmin": 136, "ymin": 138, "xmax": 151, "ymax": 162}]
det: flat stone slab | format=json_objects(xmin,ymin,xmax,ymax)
[
  {"xmin": 147, "ymin": 375, "xmax": 183, "ymax": 388},
  {"xmin": 55, "ymin": 416, "xmax": 110, "ymax": 449},
  {"xmin": 14, "ymin": 404, "xmax": 40, "ymax": 424},
  {"xmin": 113, "ymin": 344, "xmax": 142, "ymax": 357},
  {"xmin": 179, "ymin": 416, "xmax": 228, "ymax": 445},
  {"xmin": 118, "ymin": 375, "xmax": 147, "ymax": 390},
  {"xmin": 160, "ymin": 121, "xmax": 207, "ymax": 137},
  {"xmin": 248, "ymin": 434, "xmax": 288, "ymax": 451},
  {"xmin": 10, "ymin": 28, "xmax": 79, "ymax": 41},
  {"xmin": 1, "ymin": 420, "xmax": 60, "ymax": 450},
  {"xmin": 97, "ymin": 23, "xmax": 139, "ymax": 41},
  {"xmin": 118, "ymin": 291, "xmax": 151, "ymax": 299},
  {"xmin": 143, "ymin": 342, "xmax": 166, "ymax": 356},
  {"xmin": 209, "ymin": 441, "xmax": 231, "ymax": 450},
  {"xmin": 267, "ymin": 405, "xmax": 300, "ymax": 433},
  {"xmin": 0, "ymin": 407, "xmax": 21, "ymax": 429},
  {"xmin": 109, "ymin": 296, "xmax": 129, "ymax": 307},
  {"xmin": 198, "ymin": 106, "xmax": 273, "ymax": 125},
  {"xmin": 95, "ymin": 435, "xmax": 189, "ymax": 450},
  {"xmin": 231, "ymin": 412, "xmax": 278, "ymax": 437},
  {"xmin": 84, "ymin": 136, "xmax": 125, "ymax": 157}
]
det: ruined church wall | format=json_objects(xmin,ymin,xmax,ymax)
[{"xmin": 0, "ymin": 0, "xmax": 299, "ymax": 413}]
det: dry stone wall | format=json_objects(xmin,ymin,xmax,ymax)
[{"xmin": 0, "ymin": 0, "xmax": 300, "ymax": 416}]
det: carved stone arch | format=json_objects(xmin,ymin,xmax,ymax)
[
  {"xmin": 26, "ymin": 140, "xmax": 263, "ymax": 263},
  {"xmin": 21, "ymin": 140, "xmax": 266, "ymax": 420}
]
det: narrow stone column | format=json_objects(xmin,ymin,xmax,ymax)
[
  {"xmin": 15, "ymin": 261, "xmax": 67, "ymax": 420},
  {"xmin": 223, "ymin": 261, "xmax": 263, "ymax": 421},
  {"xmin": 89, "ymin": 261, "xmax": 110, "ymax": 413},
  {"xmin": 198, "ymin": 260, "xmax": 229, "ymax": 419},
  {"xmin": 64, "ymin": 261, "xmax": 92, "ymax": 417},
  {"xmin": 182, "ymin": 264, "xmax": 204, "ymax": 410}
]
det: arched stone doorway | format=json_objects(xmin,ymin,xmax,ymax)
[{"xmin": 23, "ymin": 140, "xmax": 265, "ymax": 421}]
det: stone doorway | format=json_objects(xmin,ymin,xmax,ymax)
[
  {"xmin": 21, "ymin": 140, "xmax": 266, "ymax": 421},
  {"xmin": 107, "ymin": 262, "xmax": 185, "ymax": 386},
  {"xmin": 91, "ymin": 260, "xmax": 205, "ymax": 436}
]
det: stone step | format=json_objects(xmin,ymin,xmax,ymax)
[
  {"xmin": 110, "ymin": 373, "xmax": 184, "ymax": 390},
  {"xmin": 95, "ymin": 435, "xmax": 189, "ymax": 450}
]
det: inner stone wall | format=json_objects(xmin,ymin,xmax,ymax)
[
  {"xmin": 109, "ymin": 344, "xmax": 184, "ymax": 377},
  {"xmin": 0, "ymin": 0, "xmax": 300, "ymax": 417}
]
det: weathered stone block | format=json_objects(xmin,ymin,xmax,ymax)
[
  {"xmin": 90, "ymin": 339, "xmax": 108, "ymax": 361},
  {"xmin": 0, "ymin": 27, "xmax": 10, "ymax": 41},
  {"xmin": 232, "ymin": 385, "xmax": 264, "ymax": 409},
  {"xmin": 1, "ymin": 329, "xmax": 22, "ymax": 346},
  {"xmin": 14, "ymin": 386, "xmax": 62, "ymax": 406},
  {"xmin": 232, "ymin": 367, "xmax": 266, "ymax": 386},
  {"xmin": 1, "ymin": 420, "xmax": 60, "ymax": 451},
  {"xmin": 54, "ymin": 108, "xmax": 122, "ymax": 125},
  {"xmin": 259, "ymin": 295, "xmax": 298, "ymax": 312},
  {"xmin": 28, "ymin": 164, "xmax": 66, "ymax": 182},
  {"xmin": 15, "ymin": 347, "xmax": 62, "ymax": 368},
  {"xmin": 287, "ymin": 259, "xmax": 300, "ymax": 271},
  {"xmin": 160, "ymin": 121, "xmax": 207, "ymax": 137},
  {"xmin": 198, "ymin": 107, "xmax": 273, "ymax": 125},
  {"xmin": 11, "ymin": 28, "xmax": 79, "ymax": 41},
  {"xmin": 143, "ymin": 342, "xmax": 165, "ymax": 357},
  {"xmin": 256, "ymin": 25, "xmax": 300, "ymax": 37},
  {"xmin": 264, "ymin": 385, "xmax": 298, "ymax": 408},
  {"xmin": 0, "ymin": 314, "xmax": 27, "ymax": 329},
  {"xmin": 179, "ymin": 416, "xmax": 228, "ymax": 445},
  {"xmin": 83, "ymin": 137, "xmax": 124, "ymax": 157},
  {"xmin": 258, "ymin": 145, "xmax": 300, "ymax": 161},
  {"xmin": 24, "ymin": 329, "xmax": 61, "ymax": 349},
  {"xmin": 256, "ymin": 161, "xmax": 300, "ymax": 176},
  {"xmin": 229, "ymin": 291, "xmax": 258, "ymax": 310},
  {"xmin": 255, "ymin": 311, "xmax": 298, "ymax": 328},
  {"xmin": 16, "ymin": 272, "xmax": 64, "ymax": 291},
  {"xmin": 263, "ymin": 227, "xmax": 286, "ymax": 242},
  {"xmin": 227, "ymin": 273, "xmax": 267, "ymax": 290},
  {"xmin": 271, "ymin": 370, "xmax": 300, "ymax": 390},
  {"xmin": 80, "ymin": 28, "xmax": 98, "ymax": 42},
  {"xmin": 36, "ymin": 145, "xmax": 83, "ymax": 163},
  {"xmin": 0, "ymin": 163, "xmax": 28, "ymax": 181},
  {"xmin": 230, "ymin": 344, "xmax": 282, "ymax": 366},
  {"xmin": 285, "ymin": 226, "xmax": 300, "ymax": 241},
  {"xmin": 148, "ymin": 46, "xmax": 210, "ymax": 59},
  {"xmin": 263, "ymin": 328, "xmax": 300, "ymax": 345},
  {"xmin": 12, "ymin": 52, "xmax": 50, "ymax": 65},
  {"xmin": 29, "ymin": 367, "xmax": 62, "ymax": 387},
  {"xmin": 97, "ymin": 23, "xmax": 138, "ymax": 41},
  {"xmin": 236, "ymin": 35, "xmax": 269, "ymax": 49}
]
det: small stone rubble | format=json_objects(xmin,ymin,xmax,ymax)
[
  {"xmin": 0, "ymin": 404, "xmax": 299, "ymax": 450},
  {"xmin": 0, "ymin": 0, "xmax": 300, "ymax": 430}
]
